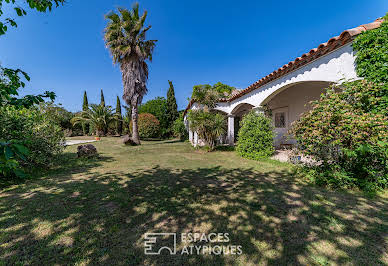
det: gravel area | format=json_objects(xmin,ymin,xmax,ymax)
[{"xmin": 64, "ymin": 140, "xmax": 97, "ymax": 146}]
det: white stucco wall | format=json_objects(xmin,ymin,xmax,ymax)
[
  {"xmin": 267, "ymin": 81, "xmax": 330, "ymax": 127},
  {"xmin": 214, "ymin": 43, "xmax": 358, "ymax": 115},
  {"xmin": 185, "ymin": 42, "xmax": 359, "ymax": 146},
  {"xmin": 267, "ymin": 81, "xmax": 331, "ymax": 146}
]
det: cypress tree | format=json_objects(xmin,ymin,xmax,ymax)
[
  {"xmin": 83, "ymin": 91, "xmax": 89, "ymax": 111},
  {"xmin": 166, "ymin": 80, "xmax": 179, "ymax": 132},
  {"xmin": 100, "ymin": 89, "xmax": 105, "ymax": 107},
  {"xmin": 82, "ymin": 91, "xmax": 89, "ymax": 135},
  {"xmin": 116, "ymin": 96, "xmax": 123, "ymax": 135}
]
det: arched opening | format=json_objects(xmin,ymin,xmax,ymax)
[
  {"xmin": 261, "ymin": 81, "xmax": 332, "ymax": 147},
  {"xmin": 230, "ymin": 103, "xmax": 255, "ymax": 143}
]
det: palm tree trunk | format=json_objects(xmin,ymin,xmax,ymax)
[{"xmin": 131, "ymin": 105, "xmax": 141, "ymax": 145}]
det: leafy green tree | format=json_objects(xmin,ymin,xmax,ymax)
[
  {"xmin": 1, "ymin": 0, "xmax": 65, "ymax": 179},
  {"xmin": 39, "ymin": 102, "xmax": 73, "ymax": 130},
  {"xmin": 1, "ymin": 105, "xmax": 65, "ymax": 177},
  {"xmin": 191, "ymin": 82, "xmax": 234, "ymax": 109},
  {"xmin": 100, "ymin": 89, "xmax": 105, "ymax": 107},
  {"xmin": 139, "ymin": 97, "xmax": 167, "ymax": 136},
  {"xmin": 166, "ymin": 80, "xmax": 179, "ymax": 132},
  {"xmin": 0, "ymin": 68, "xmax": 55, "ymax": 108},
  {"xmin": 116, "ymin": 96, "xmax": 123, "ymax": 135},
  {"xmin": 0, "ymin": 0, "xmax": 65, "ymax": 35},
  {"xmin": 71, "ymin": 104, "xmax": 117, "ymax": 137},
  {"xmin": 104, "ymin": 3, "xmax": 157, "ymax": 145}
]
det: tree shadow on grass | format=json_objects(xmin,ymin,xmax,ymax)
[
  {"xmin": 0, "ymin": 164, "xmax": 387, "ymax": 265},
  {"xmin": 0, "ymin": 151, "xmax": 114, "ymax": 189}
]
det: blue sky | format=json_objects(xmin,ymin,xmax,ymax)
[{"xmin": 1, "ymin": 0, "xmax": 387, "ymax": 112}]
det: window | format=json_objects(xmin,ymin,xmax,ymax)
[{"xmin": 275, "ymin": 112, "xmax": 285, "ymax": 128}]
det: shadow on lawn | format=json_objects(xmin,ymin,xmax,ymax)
[{"xmin": 0, "ymin": 162, "xmax": 387, "ymax": 265}]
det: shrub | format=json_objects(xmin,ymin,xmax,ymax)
[
  {"xmin": 0, "ymin": 106, "xmax": 65, "ymax": 172},
  {"xmin": 187, "ymin": 110, "xmax": 226, "ymax": 151},
  {"xmin": 236, "ymin": 111, "xmax": 274, "ymax": 160},
  {"xmin": 130, "ymin": 113, "xmax": 160, "ymax": 139},
  {"xmin": 291, "ymin": 80, "xmax": 388, "ymax": 190},
  {"xmin": 172, "ymin": 116, "xmax": 188, "ymax": 141},
  {"xmin": 139, "ymin": 97, "xmax": 167, "ymax": 137}
]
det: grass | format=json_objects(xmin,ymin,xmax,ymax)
[{"xmin": 0, "ymin": 137, "xmax": 387, "ymax": 265}]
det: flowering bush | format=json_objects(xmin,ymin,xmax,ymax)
[
  {"xmin": 291, "ymin": 80, "xmax": 388, "ymax": 190},
  {"xmin": 236, "ymin": 111, "xmax": 274, "ymax": 160},
  {"xmin": 130, "ymin": 113, "xmax": 160, "ymax": 139}
]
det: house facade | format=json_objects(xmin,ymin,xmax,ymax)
[{"xmin": 184, "ymin": 18, "xmax": 383, "ymax": 147}]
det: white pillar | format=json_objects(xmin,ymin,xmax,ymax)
[
  {"xmin": 194, "ymin": 131, "xmax": 198, "ymax": 147},
  {"xmin": 189, "ymin": 130, "xmax": 193, "ymax": 144},
  {"xmin": 227, "ymin": 115, "xmax": 235, "ymax": 146}
]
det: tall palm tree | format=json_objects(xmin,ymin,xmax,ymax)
[{"xmin": 104, "ymin": 2, "xmax": 156, "ymax": 145}]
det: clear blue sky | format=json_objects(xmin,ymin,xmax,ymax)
[{"xmin": 1, "ymin": 0, "xmax": 387, "ymax": 112}]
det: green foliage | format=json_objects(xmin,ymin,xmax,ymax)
[
  {"xmin": 82, "ymin": 91, "xmax": 89, "ymax": 135},
  {"xmin": 100, "ymin": 89, "xmax": 105, "ymax": 107},
  {"xmin": 353, "ymin": 13, "xmax": 388, "ymax": 85},
  {"xmin": 0, "ymin": 106, "xmax": 65, "ymax": 173},
  {"xmin": 291, "ymin": 80, "xmax": 388, "ymax": 190},
  {"xmin": 38, "ymin": 102, "xmax": 73, "ymax": 130},
  {"xmin": 130, "ymin": 113, "xmax": 160, "ymax": 139},
  {"xmin": 139, "ymin": 97, "xmax": 167, "ymax": 136},
  {"xmin": 172, "ymin": 116, "xmax": 188, "ymax": 141},
  {"xmin": 71, "ymin": 104, "xmax": 118, "ymax": 137},
  {"xmin": 104, "ymin": 2, "xmax": 157, "ymax": 144},
  {"xmin": 236, "ymin": 111, "xmax": 275, "ymax": 159},
  {"xmin": 191, "ymin": 82, "xmax": 234, "ymax": 109},
  {"xmin": 187, "ymin": 110, "xmax": 226, "ymax": 151},
  {"xmin": 0, "ymin": 0, "xmax": 65, "ymax": 35},
  {"xmin": 0, "ymin": 140, "xmax": 29, "ymax": 178},
  {"xmin": 0, "ymin": 67, "xmax": 55, "ymax": 108},
  {"xmin": 116, "ymin": 96, "xmax": 123, "ymax": 135},
  {"xmin": 122, "ymin": 105, "xmax": 132, "ymax": 135},
  {"xmin": 82, "ymin": 91, "xmax": 89, "ymax": 111},
  {"xmin": 166, "ymin": 80, "xmax": 179, "ymax": 133}
]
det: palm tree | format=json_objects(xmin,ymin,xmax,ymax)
[
  {"xmin": 71, "ymin": 104, "xmax": 118, "ymax": 137},
  {"xmin": 104, "ymin": 3, "xmax": 156, "ymax": 145},
  {"xmin": 187, "ymin": 110, "xmax": 227, "ymax": 151}
]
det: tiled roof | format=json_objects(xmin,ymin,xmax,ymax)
[{"xmin": 184, "ymin": 18, "xmax": 383, "ymax": 114}]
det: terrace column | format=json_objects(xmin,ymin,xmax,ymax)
[
  {"xmin": 189, "ymin": 129, "xmax": 193, "ymax": 144},
  {"xmin": 194, "ymin": 131, "xmax": 198, "ymax": 147},
  {"xmin": 227, "ymin": 114, "xmax": 235, "ymax": 146}
]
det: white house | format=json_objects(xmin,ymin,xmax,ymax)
[{"xmin": 184, "ymin": 18, "xmax": 383, "ymax": 147}]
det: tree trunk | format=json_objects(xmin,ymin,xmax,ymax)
[
  {"xmin": 131, "ymin": 105, "xmax": 141, "ymax": 145},
  {"xmin": 96, "ymin": 129, "xmax": 104, "ymax": 137}
]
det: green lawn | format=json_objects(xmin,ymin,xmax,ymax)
[{"xmin": 1, "ymin": 138, "xmax": 387, "ymax": 265}]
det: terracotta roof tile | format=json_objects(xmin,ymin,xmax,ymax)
[{"xmin": 184, "ymin": 18, "xmax": 384, "ymax": 114}]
